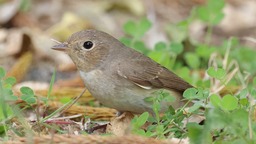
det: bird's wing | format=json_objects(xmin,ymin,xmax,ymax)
[{"xmin": 116, "ymin": 54, "xmax": 193, "ymax": 93}]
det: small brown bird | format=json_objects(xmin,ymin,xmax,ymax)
[{"xmin": 52, "ymin": 29, "xmax": 193, "ymax": 114}]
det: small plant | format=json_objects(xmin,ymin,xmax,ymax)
[
  {"xmin": 120, "ymin": 18, "xmax": 151, "ymax": 54},
  {"xmin": 0, "ymin": 67, "xmax": 38, "ymax": 136},
  {"xmin": 131, "ymin": 90, "xmax": 189, "ymax": 139},
  {"xmin": 126, "ymin": 0, "xmax": 256, "ymax": 143}
]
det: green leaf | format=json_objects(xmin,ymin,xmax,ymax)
[
  {"xmin": 210, "ymin": 94, "xmax": 222, "ymax": 108},
  {"xmin": 188, "ymin": 102, "xmax": 202, "ymax": 113},
  {"xmin": 120, "ymin": 37, "xmax": 132, "ymax": 47},
  {"xmin": 206, "ymin": 108, "xmax": 229, "ymax": 129},
  {"xmin": 123, "ymin": 18, "xmax": 152, "ymax": 39},
  {"xmin": 196, "ymin": 7, "xmax": 210, "ymax": 22},
  {"xmin": 137, "ymin": 18, "xmax": 152, "ymax": 38},
  {"xmin": 183, "ymin": 88, "xmax": 205, "ymax": 100},
  {"xmin": 148, "ymin": 51, "xmax": 173, "ymax": 70},
  {"xmin": 239, "ymin": 98, "xmax": 249, "ymax": 107},
  {"xmin": 207, "ymin": 67, "xmax": 226, "ymax": 80},
  {"xmin": 20, "ymin": 0, "xmax": 31, "ymax": 11},
  {"xmin": 221, "ymin": 94, "xmax": 238, "ymax": 111},
  {"xmin": 4, "ymin": 77, "xmax": 16, "ymax": 86},
  {"xmin": 211, "ymin": 13, "xmax": 224, "ymax": 25},
  {"xmin": 20, "ymin": 86, "xmax": 36, "ymax": 104},
  {"xmin": 155, "ymin": 125, "xmax": 164, "ymax": 134},
  {"xmin": 60, "ymin": 97, "xmax": 72, "ymax": 104},
  {"xmin": 133, "ymin": 40, "xmax": 149, "ymax": 54},
  {"xmin": 0, "ymin": 125, "xmax": 6, "ymax": 135},
  {"xmin": 208, "ymin": 0, "xmax": 225, "ymax": 11},
  {"xmin": 170, "ymin": 42, "xmax": 183, "ymax": 55},
  {"xmin": 176, "ymin": 67, "xmax": 191, "ymax": 82},
  {"xmin": 40, "ymin": 97, "xmax": 48, "ymax": 103},
  {"xmin": 195, "ymin": 45, "xmax": 215, "ymax": 59},
  {"xmin": 196, "ymin": 79, "xmax": 211, "ymax": 88},
  {"xmin": 187, "ymin": 123, "xmax": 211, "ymax": 144},
  {"xmin": 4, "ymin": 90, "xmax": 18, "ymax": 101},
  {"xmin": 250, "ymin": 88, "xmax": 256, "ymax": 99},
  {"xmin": 144, "ymin": 96, "xmax": 154, "ymax": 102},
  {"xmin": 0, "ymin": 67, "xmax": 5, "ymax": 78},
  {"xmin": 184, "ymin": 52, "xmax": 200, "ymax": 69},
  {"xmin": 166, "ymin": 23, "xmax": 188, "ymax": 43},
  {"xmin": 0, "ymin": 104, "xmax": 13, "ymax": 120},
  {"xmin": 166, "ymin": 106, "xmax": 175, "ymax": 115},
  {"xmin": 183, "ymin": 88, "xmax": 198, "ymax": 99},
  {"xmin": 195, "ymin": 0, "xmax": 225, "ymax": 25},
  {"xmin": 163, "ymin": 94, "xmax": 176, "ymax": 102},
  {"xmin": 133, "ymin": 129, "xmax": 146, "ymax": 136},
  {"xmin": 210, "ymin": 94, "xmax": 238, "ymax": 111},
  {"xmin": 20, "ymin": 87, "xmax": 34, "ymax": 96},
  {"xmin": 154, "ymin": 42, "xmax": 166, "ymax": 51},
  {"xmin": 135, "ymin": 112, "xmax": 149, "ymax": 128},
  {"xmin": 230, "ymin": 109, "xmax": 248, "ymax": 129},
  {"xmin": 123, "ymin": 21, "xmax": 137, "ymax": 37},
  {"xmin": 24, "ymin": 97, "xmax": 36, "ymax": 104}
]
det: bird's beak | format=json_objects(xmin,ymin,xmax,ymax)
[{"xmin": 51, "ymin": 43, "xmax": 68, "ymax": 51}]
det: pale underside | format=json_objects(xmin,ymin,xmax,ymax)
[{"xmin": 80, "ymin": 70, "xmax": 185, "ymax": 114}]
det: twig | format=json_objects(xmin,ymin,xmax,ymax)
[
  {"xmin": 40, "ymin": 88, "xmax": 87, "ymax": 123},
  {"xmin": 241, "ymin": 37, "xmax": 256, "ymax": 44}
]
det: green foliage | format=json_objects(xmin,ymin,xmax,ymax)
[
  {"xmin": 0, "ymin": 68, "xmax": 6, "ymax": 78},
  {"xmin": 187, "ymin": 123, "xmax": 211, "ymax": 144},
  {"xmin": 131, "ymin": 112, "xmax": 150, "ymax": 136},
  {"xmin": 230, "ymin": 45, "xmax": 256, "ymax": 74},
  {"xmin": 210, "ymin": 94, "xmax": 238, "ymax": 111},
  {"xmin": 20, "ymin": 87, "xmax": 36, "ymax": 104},
  {"xmin": 123, "ymin": 1, "xmax": 256, "ymax": 142},
  {"xmin": 121, "ymin": 18, "xmax": 185, "ymax": 71},
  {"xmin": 2, "ymin": 0, "xmax": 255, "ymax": 141},
  {"xmin": 0, "ymin": 67, "xmax": 17, "ymax": 121},
  {"xmin": 195, "ymin": 0, "xmax": 225, "ymax": 25},
  {"xmin": 195, "ymin": 45, "xmax": 216, "ymax": 59},
  {"xmin": 121, "ymin": 18, "xmax": 152, "ymax": 54},
  {"xmin": 170, "ymin": 42, "xmax": 184, "ymax": 55},
  {"xmin": 19, "ymin": 0, "xmax": 31, "ymax": 11},
  {"xmin": 188, "ymin": 108, "xmax": 256, "ymax": 144},
  {"xmin": 133, "ymin": 90, "xmax": 189, "ymax": 138},
  {"xmin": 184, "ymin": 52, "xmax": 200, "ymax": 69},
  {"xmin": 183, "ymin": 88, "xmax": 207, "ymax": 100},
  {"xmin": 123, "ymin": 18, "xmax": 152, "ymax": 39},
  {"xmin": 207, "ymin": 67, "xmax": 226, "ymax": 80},
  {"xmin": 0, "ymin": 67, "xmax": 38, "ymax": 136}
]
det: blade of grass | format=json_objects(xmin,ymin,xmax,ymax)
[{"xmin": 40, "ymin": 88, "xmax": 86, "ymax": 123}]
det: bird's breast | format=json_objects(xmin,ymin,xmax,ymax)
[
  {"xmin": 79, "ymin": 70, "xmax": 153, "ymax": 112},
  {"xmin": 79, "ymin": 70, "xmax": 183, "ymax": 114}
]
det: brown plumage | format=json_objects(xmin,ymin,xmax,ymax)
[{"xmin": 52, "ymin": 29, "xmax": 193, "ymax": 114}]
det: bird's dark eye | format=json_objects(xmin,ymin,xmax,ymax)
[{"xmin": 83, "ymin": 41, "xmax": 94, "ymax": 49}]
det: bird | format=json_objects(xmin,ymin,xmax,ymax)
[{"xmin": 52, "ymin": 29, "xmax": 193, "ymax": 114}]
